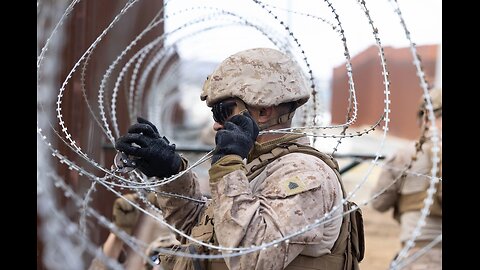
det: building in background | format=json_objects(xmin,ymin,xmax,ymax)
[{"xmin": 330, "ymin": 44, "xmax": 438, "ymax": 140}]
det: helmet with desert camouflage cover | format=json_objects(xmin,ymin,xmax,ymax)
[
  {"xmin": 200, "ymin": 48, "xmax": 311, "ymax": 109},
  {"xmin": 418, "ymin": 87, "xmax": 442, "ymax": 119}
]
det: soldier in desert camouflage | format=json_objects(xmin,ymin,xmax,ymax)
[
  {"xmin": 371, "ymin": 87, "xmax": 442, "ymax": 270},
  {"xmin": 115, "ymin": 48, "xmax": 363, "ymax": 270}
]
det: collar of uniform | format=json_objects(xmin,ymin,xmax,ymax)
[{"xmin": 247, "ymin": 133, "xmax": 306, "ymax": 162}]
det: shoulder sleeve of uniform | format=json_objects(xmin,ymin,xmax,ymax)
[{"xmin": 258, "ymin": 152, "xmax": 338, "ymax": 198}]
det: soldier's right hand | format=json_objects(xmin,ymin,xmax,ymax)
[
  {"xmin": 115, "ymin": 117, "xmax": 182, "ymax": 178},
  {"xmin": 112, "ymin": 193, "xmax": 140, "ymax": 235}
]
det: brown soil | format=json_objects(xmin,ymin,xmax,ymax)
[
  {"xmin": 360, "ymin": 206, "xmax": 401, "ymax": 270},
  {"xmin": 341, "ymin": 161, "xmax": 402, "ymax": 270}
]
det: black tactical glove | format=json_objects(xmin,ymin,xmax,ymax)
[
  {"xmin": 211, "ymin": 112, "xmax": 259, "ymax": 164},
  {"xmin": 126, "ymin": 117, "xmax": 161, "ymax": 139},
  {"xmin": 115, "ymin": 117, "xmax": 182, "ymax": 178}
]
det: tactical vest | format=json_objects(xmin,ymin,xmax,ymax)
[{"xmin": 165, "ymin": 142, "xmax": 365, "ymax": 270}]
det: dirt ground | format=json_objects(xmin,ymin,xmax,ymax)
[
  {"xmin": 340, "ymin": 160, "xmax": 402, "ymax": 270},
  {"xmin": 360, "ymin": 206, "xmax": 401, "ymax": 270}
]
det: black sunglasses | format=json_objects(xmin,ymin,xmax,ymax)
[{"xmin": 211, "ymin": 100, "xmax": 237, "ymax": 124}]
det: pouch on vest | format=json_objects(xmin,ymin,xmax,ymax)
[
  {"xmin": 163, "ymin": 202, "xmax": 228, "ymax": 270},
  {"xmin": 156, "ymin": 243, "xmax": 207, "ymax": 270},
  {"xmin": 347, "ymin": 201, "xmax": 365, "ymax": 262},
  {"xmin": 162, "ymin": 243, "xmax": 230, "ymax": 270}
]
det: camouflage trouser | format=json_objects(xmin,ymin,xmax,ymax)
[{"xmin": 397, "ymin": 247, "xmax": 442, "ymax": 270}]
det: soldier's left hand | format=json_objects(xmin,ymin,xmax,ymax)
[{"xmin": 211, "ymin": 112, "xmax": 259, "ymax": 164}]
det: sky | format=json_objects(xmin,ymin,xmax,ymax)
[{"xmin": 163, "ymin": 0, "xmax": 442, "ymax": 81}]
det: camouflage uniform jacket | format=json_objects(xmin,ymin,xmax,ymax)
[{"xmin": 156, "ymin": 135, "xmax": 343, "ymax": 270}]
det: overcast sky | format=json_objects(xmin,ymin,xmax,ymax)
[{"xmin": 164, "ymin": 0, "xmax": 441, "ymax": 81}]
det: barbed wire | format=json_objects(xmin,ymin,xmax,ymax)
[{"xmin": 37, "ymin": 0, "xmax": 441, "ymax": 269}]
